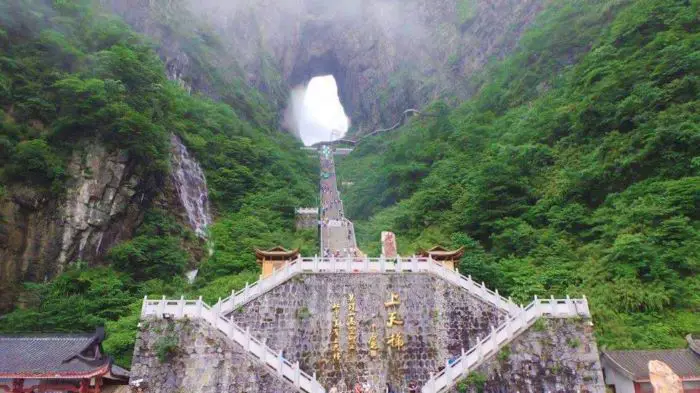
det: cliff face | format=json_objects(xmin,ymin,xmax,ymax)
[
  {"xmin": 102, "ymin": 0, "xmax": 545, "ymax": 133},
  {"xmin": 0, "ymin": 143, "xmax": 145, "ymax": 311},
  {"xmin": 188, "ymin": 0, "xmax": 546, "ymax": 133}
]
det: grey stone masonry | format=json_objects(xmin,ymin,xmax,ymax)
[
  {"xmin": 231, "ymin": 273, "xmax": 509, "ymax": 392},
  {"xmin": 130, "ymin": 318, "xmax": 291, "ymax": 393},
  {"xmin": 447, "ymin": 318, "xmax": 605, "ymax": 393}
]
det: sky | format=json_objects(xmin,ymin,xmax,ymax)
[{"xmin": 298, "ymin": 75, "xmax": 349, "ymax": 146}]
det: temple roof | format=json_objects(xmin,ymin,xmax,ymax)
[
  {"xmin": 0, "ymin": 329, "xmax": 128, "ymax": 380},
  {"xmin": 255, "ymin": 246, "xmax": 300, "ymax": 260},
  {"xmin": 601, "ymin": 348, "xmax": 700, "ymax": 381},
  {"xmin": 417, "ymin": 246, "xmax": 465, "ymax": 259}
]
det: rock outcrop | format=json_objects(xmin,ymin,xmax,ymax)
[
  {"xmin": 0, "ymin": 142, "xmax": 145, "ymax": 312},
  {"xmin": 649, "ymin": 360, "xmax": 685, "ymax": 393}
]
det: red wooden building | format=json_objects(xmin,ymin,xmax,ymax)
[{"xmin": 0, "ymin": 328, "xmax": 128, "ymax": 393}]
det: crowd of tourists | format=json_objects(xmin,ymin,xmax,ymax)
[
  {"xmin": 327, "ymin": 380, "xmax": 419, "ymax": 393},
  {"xmin": 319, "ymin": 146, "xmax": 360, "ymax": 259}
]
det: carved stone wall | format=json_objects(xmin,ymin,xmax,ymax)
[
  {"xmin": 132, "ymin": 273, "xmax": 606, "ymax": 393},
  {"xmin": 231, "ymin": 273, "xmax": 509, "ymax": 391}
]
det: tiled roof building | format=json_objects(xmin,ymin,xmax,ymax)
[
  {"xmin": 0, "ymin": 328, "xmax": 128, "ymax": 393},
  {"xmin": 601, "ymin": 335, "xmax": 700, "ymax": 393}
]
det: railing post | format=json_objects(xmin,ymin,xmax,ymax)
[
  {"xmin": 245, "ymin": 326, "xmax": 251, "ymax": 351},
  {"xmin": 445, "ymin": 359, "xmax": 451, "ymax": 381},
  {"xmin": 491, "ymin": 325, "xmax": 498, "ymax": 348},
  {"xmin": 551, "ymin": 295, "xmax": 556, "ymax": 315},
  {"xmin": 346, "ymin": 257, "xmax": 351, "ymax": 272},
  {"xmin": 519, "ymin": 305, "xmax": 527, "ymax": 327},
  {"xmin": 380, "ymin": 256, "xmax": 386, "ymax": 272},
  {"xmin": 294, "ymin": 361, "xmax": 301, "ymax": 387},
  {"xmin": 159, "ymin": 295, "xmax": 166, "ymax": 316},
  {"xmin": 197, "ymin": 296, "xmax": 203, "ymax": 318},
  {"xmin": 566, "ymin": 295, "xmax": 572, "ymax": 315},
  {"xmin": 476, "ymin": 337, "xmax": 482, "ymax": 361},
  {"xmin": 277, "ymin": 351, "xmax": 284, "ymax": 375},
  {"xmin": 495, "ymin": 289, "xmax": 501, "ymax": 310},
  {"xmin": 396, "ymin": 255, "xmax": 402, "ymax": 271},
  {"xmin": 178, "ymin": 295, "xmax": 185, "ymax": 318},
  {"xmin": 364, "ymin": 256, "xmax": 370, "ymax": 271},
  {"xmin": 229, "ymin": 315, "xmax": 235, "ymax": 337},
  {"xmin": 141, "ymin": 295, "xmax": 148, "ymax": 317},
  {"xmin": 216, "ymin": 297, "xmax": 222, "ymax": 321},
  {"xmin": 412, "ymin": 256, "xmax": 418, "ymax": 271},
  {"xmin": 313, "ymin": 255, "xmax": 319, "ymax": 272}
]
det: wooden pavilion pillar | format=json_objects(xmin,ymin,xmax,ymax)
[
  {"xmin": 79, "ymin": 379, "xmax": 89, "ymax": 393},
  {"xmin": 11, "ymin": 379, "xmax": 23, "ymax": 393}
]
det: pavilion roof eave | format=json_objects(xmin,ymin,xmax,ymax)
[
  {"xmin": 0, "ymin": 363, "xmax": 111, "ymax": 380},
  {"xmin": 255, "ymin": 246, "xmax": 300, "ymax": 260},
  {"xmin": 417, "ymin": 246, "xmax": 465, "ymax": 259}
]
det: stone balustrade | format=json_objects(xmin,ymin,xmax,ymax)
[
  {"xmin": 420, "ymin": 296, "xmax": 590, "ymax": 393},
  {"xmin": 213, "ymin": 256, "xmax": 522, "ymax": 318},
  {"xmin": 141, "ymin": 296, "xmax": 325, "ymax": 393}
]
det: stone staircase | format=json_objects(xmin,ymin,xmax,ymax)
[
  {"xmin": 213, "ymin": 256, "xmax": 522, "ymax": 317},
  {"xmin": 142, "ymin": 258, "xmax": 590, "ymax": 393},
  {"xmin": 141, "ymin": 296, "xmax": 326, "ymax": 393},
  {"xmin": 420, "ymin": 296, "xmax": 591, "ymax": 393}
]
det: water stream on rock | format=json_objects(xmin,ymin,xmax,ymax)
[{"xmin": 170, "ymin": 134, "xmax": 212, "ymax": 238}]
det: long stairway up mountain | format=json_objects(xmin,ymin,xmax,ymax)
[{"xmin": 319, "ymin": 146, "xmax": 359, "ymax": 257}]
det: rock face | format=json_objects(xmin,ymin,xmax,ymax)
[
  {"xmin": 104, "ymin": 0, "xmax": 545, "ymax": 133},
  {"xmin": 0, "ymin": 143, "xmax": 144, "ymax": 312},
  {"xmin": 131, "ymin": 318, "xmax": 291, "ymax": 393},
  {"xmin": 198, "ymin": 0, "xmax": 546, "ymax": 132}
]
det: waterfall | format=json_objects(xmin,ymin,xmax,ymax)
[{"xmin": 170, "ymin": 134, "xmax": 211, "ymax": 238}]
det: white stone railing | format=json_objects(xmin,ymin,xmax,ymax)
[
  {"xmin": 420, "ymin": 296, "xmax": 590, "ymax": 393},
  {"xmin": 296, "ymin": 207, "xmax": 319, "ymax": 215},
  {"xmin": 215, "ymin": 256, "xmax": 521, "ymax": 316},
  {"xmin": 141, "ymin": 297, "xmax": 325, "ymax": 393}
]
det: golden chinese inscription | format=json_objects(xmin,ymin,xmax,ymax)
[
  {"xmin": 384, "ymin": 293, "xmax": 405, "ymax": 350},
  {"xmin": 331, "ymin": 302, "xmax": 341, "ymax": 362},
  {"xmin": 384, "ymin": 293, "xmax": 401, "ymax": 307},
  {"xmin": 346, "ymin": 293, "xmax": 358, "ymax": 352},
  {"xmin": 386, "ymin": 311, "xmax": 404, "ymax": 327},
  {"xmin": 368, "ymin": 324, "xmax": 380, "ymax": 358},
  {"xmin": 386, "ymin": 332, "xmax": 405, "ymax": 349}
]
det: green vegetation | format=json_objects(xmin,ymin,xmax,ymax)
[
  {"xmin": 456, "ymin": 371, "xmax": 487, "ymax": 393},
  {"xmin": 338, "ymin": 0, "xmax": 699, "ymax": 349},
  {"xmin": 154, "ymin": 334, "xmax": 180, "ymax": 363},
  {"xmin": 0, "ymin": 0, "xmax": 315, "ymax": 367}
]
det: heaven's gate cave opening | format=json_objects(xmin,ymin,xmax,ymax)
[{"xmin": 296, "ymin": 75, "xmax": 349, "ymax": 146}]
